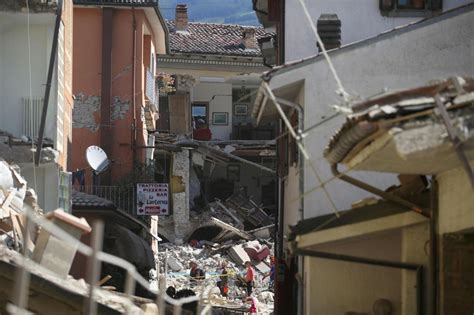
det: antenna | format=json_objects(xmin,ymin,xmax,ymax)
[{"xmin": 86, "ymin": 145, "xmax": 111, "ymax": 174}]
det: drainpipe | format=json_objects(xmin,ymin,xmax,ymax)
[
  {"xmin": 429, "ymin": 178, "xmax": 438, "ymax": 315},
  {"xmin": 296, "ymin": 249, "xmax": 424, "ymax": 315},
  {"xmin": 275, "ymin": 97, "xmax": 304, "ymax": 220},
  {"xmin": 274, "ymin": 97, "xmax": 304, "ymax": 315},
  {"xmin": 132, "ymin": 7, "xmax": 138, "ymax": 164},
  {"xmin": 331, "ymin": 164, "xmax": 429, "ymax": 218},
  {"xmin": 35, "ymin": 0, "xmax": 63, "ymax": 166},
  {"xmin": 100, "ymin": 8, "xmax": 113, "ymax": 185}
]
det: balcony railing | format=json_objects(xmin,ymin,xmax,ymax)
[
  {"xmin": 145, "ymin": 67, "xmax": 156, "ymax": 106},
  {"xmin": 73, "ymin": 185, "xmax": 136, "ymax": 215}
]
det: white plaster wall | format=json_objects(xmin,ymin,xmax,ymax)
[
  {"xmin": 284, "ymin": 0, "xmax": 472, "ymax": 62},
  {"xmin": 20, "ymin": 163, "xmax": 59, "ymax": 212},
  {"xmin": 0, "ymin": 16, "xmax": 57, "ymax": 139},
  {"xmin": 401, "ymin": 222, "xmax": 431, "ymax": 314},
  {"xmin": 437, "ymin": 162, "xmax": 474, "ymax": 234},
  {"xmin": 270, "ymin": 6, "xmax": 474, "ymax": 219},
  {"xmin": 306, "ymin": 231, "xmax": 403, "ymax": 314},
  {"xmin": 192, "ymin": 82, "xmax": 233, "ymax": 140}
]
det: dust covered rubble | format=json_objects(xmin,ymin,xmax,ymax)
[{"xmin": 151, "ymin": 241, "xmax": 275, "ymax": 314}]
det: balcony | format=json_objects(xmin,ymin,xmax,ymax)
[{"xmin": 73, "ymin": 185, "xmax": 136, "ymax": 215}]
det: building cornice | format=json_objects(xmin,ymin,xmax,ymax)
[{"xmin": 157, "ymin": 54, "xmax": 265, "ymax": 68}]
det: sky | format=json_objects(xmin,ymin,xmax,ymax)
[{"xmin": 159, "ymin": 0, "xmax": 260, "ymax": 26}]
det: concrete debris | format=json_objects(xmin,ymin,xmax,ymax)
[
  {"xmin": 210, "ymin": 217, "xmax": 254, "ymax": 242},
  {"xmin": 244, "ymin": 240, "xmax": 270, "ymax": 262},
  {"xmin": 0, "ymin": 160, "xmax": 158, "ymax": 314},
  {"xmin": 32, "ymin": 209, "xmax": 91, "ymax": 279},
  {"xmin": 248, "ymin": 225, "xmax": 274, "ymax": 239},
  {"xmin": 0, "ymin": 132, "xmax": 59, "ymax": 164},
  {"xmin": 254, "ymin": 261, "xmax": 271, "ymax": 274},
  {"xmin": 167, "ymin": 255, "xmax": 184, "ymax": 272},
  {"xmin": 0, "ymin": 244, "xmax": 147, "ymax": 314},
  {"xmin": 153, "ymin": 239, "xmax": 274, "ymax": 314},
  {"xmin": 228, "ymin": 244, "xmax": 252, "ymax": 266}
]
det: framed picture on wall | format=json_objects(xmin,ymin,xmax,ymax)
[
  {"xmin": 212, "ymin": 112, "xmax": 229, "ymax": 125},
  {"xmin": 234, "ymin": 104, "xmax": 248, "ymax": 116}
]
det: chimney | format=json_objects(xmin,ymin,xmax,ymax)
[
  {"xmin": 316, "ymin": 14, "xmax": 341, "ymax": 52},
  {"xmin": 242, "ymin": 28, "xmax": 257, "ymax": 50},
  {"xmin": 175, "ymin": 4, "xmax": 188, "ymax": 31}
]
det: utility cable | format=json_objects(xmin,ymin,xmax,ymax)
[
  {"xmin": 297, "ymin": 0, "xmax": 352, "ymax": 111},
  {"xmin": 26, "ymin": 0, "xmax": 37, "ymax": 193}
]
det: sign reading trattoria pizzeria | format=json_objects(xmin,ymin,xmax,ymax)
[{"xmin": 136, "ymin": 183, "xmax": 169, "ymax": 215}]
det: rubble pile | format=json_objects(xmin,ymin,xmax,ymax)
[
  {"xmin": 0, "ymin": 160, "xmax": 151, "ymax": 314},
  {"xmin": 152, "ymin": 238, "xmax": 275, "ymax": 314}
]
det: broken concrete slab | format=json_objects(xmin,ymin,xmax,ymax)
[
  {"xmin": 228, "ymin": 244, "xmax": 251, "ymax": 266},
  {"xmin": 32, "ymin": 209, "xmax": 91, "ymax": 279},
  {"xmin": 210, "ymin": 217, "xmax": 254, "ymax": 242},
  {"xmin": 254, "ymin": 261, "xmax": 271, "ymax": 274},
  {"xmin": 167, "ymin": 256, "xmax": 184, "ymax": 272},
  {"xmin": 244, "ymin": 241, "xmax": 270, "ymax": 262}
]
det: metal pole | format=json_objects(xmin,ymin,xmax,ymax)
[
  {"xmin": 331, "ymin": 164, "xmax": 429, "ymax": 218},
  {"xmin": 164, "ymin": 249, "xmax": 168, "ymax": 289},
  {"xmin": 35, "ymin": 0, "xmax": 63, "ymax": 165},
  {"xmin": 12, "ymin": 214, "xmax": 32, "ymax": 312},
  {"xmin": 124, "ymin": 271, "xmax": 137, "ymax": 314},
  {"xmin": 156, "ymin": 278, "xmax": 165, "ymax": 315},
  {"xmin": 84, "ymin": 220, "xmax": 104, "ymax": 315}
]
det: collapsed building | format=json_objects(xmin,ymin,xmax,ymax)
[
  {"xmin": 152, "ymin": 135, "xmax": 276, "ymax": 243},
  {"xmin": 0, "ymin": 161, "xmax": 156, "ymax": 314}
]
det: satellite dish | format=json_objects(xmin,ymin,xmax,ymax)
[{"xmin": 86, "ymin": 145, "xmax": 110, "ymax": 174}]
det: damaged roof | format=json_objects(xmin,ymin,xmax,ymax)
[
  {"xmin": 290, "ymin": 191, "xmax": 430, "ymax": 238},
  {"xmin": 72, "ymin": 191, "xmax": 117, "ymax": 210},
  {"xmin": 324, "ymin": 77, "xmax": 474, "ymax": 174},
  {"xmin": 166, "ymin": 20, "xmax": 266, "ymax": 57}
]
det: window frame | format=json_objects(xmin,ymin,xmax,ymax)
[
  {"xmin": 379, "ymin": 0, "xmax": 442, "ymax": 17},
  {"xmin": 191, "ymin": 102, "xmax": 209, "ymax": 128}
]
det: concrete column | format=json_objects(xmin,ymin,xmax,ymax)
[
  {"xmin": 401, "ymin": 222, "xmax": 430, "ymax": 315},
  {"xmin": 171, "ymin": 149, "xmax": 190, "ymax": 243}
]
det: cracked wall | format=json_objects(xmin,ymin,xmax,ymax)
[
  {"xmin": 111, "ymin": 96, "xmax": 130, "ymax": 121},
  {"xmin": 72, "ymin": 93, "xmax": 100, "ymax": 131},
  {"xmin": 171, "ymin": 150, "xmax": 190, "ymax": 243},
  {"xmin": 73, "ymin": 94, "xmax": 132, "ymax": 131}
]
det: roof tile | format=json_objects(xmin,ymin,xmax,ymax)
[{"xmin": 167, "ymin": 20, "xmax": 266, "ymax": 57}]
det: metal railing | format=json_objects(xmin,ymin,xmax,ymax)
[
  {"xmin": 10, "ymin": 208, "xmax": 214, "ymax": 315},
  {"xmin": 73, "ymin": 185, "xmax": 136, "ymax": 215}
]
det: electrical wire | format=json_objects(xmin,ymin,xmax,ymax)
[
  {"xmin": 26, "ymin": 0, "xmax": 37, "ymax": 193},
  {"xmin": 297, "ymin": 0, "xmax": 351, "ymax": 109}
]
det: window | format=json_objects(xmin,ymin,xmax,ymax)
[
  {"xmin": 192, "ymin": 103, "xmax": 208, "ymax": 129},
  {"xmin": 380, "ymin": 0, "xmax": 442, "ymax": 16}
]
